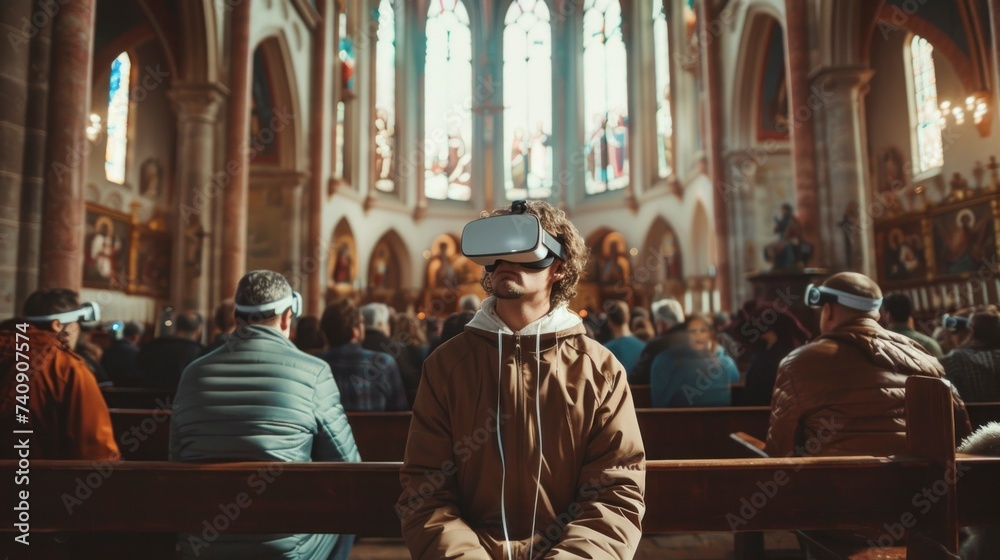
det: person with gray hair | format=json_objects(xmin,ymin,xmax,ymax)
[
  {"xmin": 171, "ymin": 270, "xmax": 360, "ymax": 560},
  {"xmin": 360, "ymin": 302, "xmax": 395, "ymax": 357},
  {"xmin": 629, "ymin": 298, "xmax": 688, "ymax": 384}
]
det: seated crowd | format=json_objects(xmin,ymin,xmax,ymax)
[{"xmin": 1, "ymin": 265, "xmax": 998, "ymax": 558}]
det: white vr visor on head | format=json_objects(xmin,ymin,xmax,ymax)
[
  {"xmin": 234, "ymin": 291, "xmax": 302, "ymax": 319},
  {"xmin": 25, "ymin": 302, "xmax": 102, "ymax": 325},
  {"xmin": 805, "ymin": 283, "xmax": 883, "ymax": 312},
  {"xmin": 461, "ymin": 207, "xmax": 567, "ymax": 270}
]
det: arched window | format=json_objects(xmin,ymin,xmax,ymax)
[
  {"xmin": 652, "ymin": 0, "xmax": 672, "ymax": 179},
  {"xmin": 907, "ymin": 35, "xmax": 943, "ymax": 174},
  {"xmin": 374, "ymin": 0, "xmax": 396, "ymax": 193},
  {"xmin": 105, "ymin": 52, "xmax": 131, "ymax": 185},
  {"xmin": 583, "ymin": 0, "xmax": 628, "ymax": 195},
  {"xmin": 425, "ymin": 0, "xmax": 473, "ymax": 201},
  {"xmin": 503, "ymin": 0, "xmax": 552, "ymax": 200}
]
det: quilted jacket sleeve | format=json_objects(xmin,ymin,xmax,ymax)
[{"xmin": 765, "ymin": 358, "xmax": 802, "ymax": 457}]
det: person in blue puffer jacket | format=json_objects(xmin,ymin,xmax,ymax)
[
  {"xmin": 171, "ymin": 270, "xmax": 360, "ymax": 560},
  {"xmin": 651, "ymin": 312, "xmax": 740, "ymax": 407}
]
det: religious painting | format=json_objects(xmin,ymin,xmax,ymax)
[
  {"xmin": 757, "ymin": 20, "xmax": 789, "ymax": 141},
  {"xmin": 140, "ymin": 157, "xmax": 162, "ymax": 198},
  {"xmin": 130, "ymin": 228, "xmax": 172, "ymax": 299},
  {"xmin": 874, "ymin": 218, "xmax": 929, "ymax": 285},
  {"xmin": 598, "ymin": 232, "xmax": 631, "ymax": 287},
  {"xmin": 331, "ymin": 243, "xmax": 355, "ymax": 285},
  {"xmin": 931, "ymin": 200, "xmax": 998, "ymax": 278},
  {"xmin": 83, "ymin": 204, "xmax": 132, "ymax": 291},
  {"xmin": 368, "ymin": 240, "xmax": 399, "ymax": 291},
  {"xmin": 246, "ymin": 186, "xmax": 286, "ymax": 272},
  {"xmin": 427, "ymin": 235, "xmax": 460, "ymax": 292}
]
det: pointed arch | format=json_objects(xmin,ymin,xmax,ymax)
[
  {"xmin": 640, "ymin": 216, "xmax": 683, "ymax": 285},
  {"xmin": 177, "ymin": 0, "xmax": 219, "ymax": 82},
  {"xmin": 251, "ymin": 35, "xmax": 300, "ymax": 168},
  {"xmin": 730, "ymin": 8, "xmax": 785, "ymax": 149},
  {"xmin": 370, "ymin": 229, "xmax": 412, "ymax": 291},
  {"xmin": 327, "ymin": 218, "xmax": 358, "ymax": 290}
]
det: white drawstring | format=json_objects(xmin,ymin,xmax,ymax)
[
  {"xmin": 496, "ymin": 329, "xmax": 514, "ymax": 560},
  {"xmin": 528, "ymin": 321, "xmax": 544, "ymax": 559}
]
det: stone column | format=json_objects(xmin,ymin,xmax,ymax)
[
  {"xmin": 991, "ymin": 0, "xmax": 1000, "ymax": 121},
  {"xmin": 0, "ymin": 0, "xmax": 34, "ymax": 315},
  {"xmin": 811, "ymin": 67, "xmax": 874, "ymax": 275},
  {"xmin": 220, "ymin": 0, "xmax": 252, "ymax": 301},
  {"xmin": 169, "ymin": 84, "xmax": 224, "ymax": 317},
  {"xmin": 39, "ymin": 0, "xmax": 96, "ymax": 291},
  {"xmin": 305, "ymin": 0, "xmax": 328, "ymax": 316},
  {"xmin": 698, "ymin": 0, "xmax": 732, "ymax": 310},
  {"xmin": 17, "ymin": 0, "xmax": 53, "ymax": 308},
  {"xmin": 783, "ymin": 0, "xmax": 822, "ymax": 266},
  {"xmin": 619, "ymin": 0, "xmax": 638, "ymax": 212}
]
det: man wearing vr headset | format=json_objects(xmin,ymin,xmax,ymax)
[
  {"xmin": 171, "ymin": 270, "xmax": 359, "ymax": 560},
  {"xmin": 398, "ymin": 201, "xmax": 645, "ymax": 559},
  {"xmin": 0, "ymin": 289, "xmax": 119, "ymax": 461},
  {"xmin": 765, "ymin": 272, "xmax": 971, "ymax": 458}
]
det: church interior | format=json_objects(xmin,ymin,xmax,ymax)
[{"xmin": 2, "ymin": 0, "xmax": 1000, "ymax": 558}]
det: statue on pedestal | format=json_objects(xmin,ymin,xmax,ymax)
[{"xmin": 763, "ymin": 203, "xmax": 813, "ymax": 270}]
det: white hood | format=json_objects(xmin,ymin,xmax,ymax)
[{"xmin": 466, "ymin": 296, "xmax": 582, "ymax": 336}]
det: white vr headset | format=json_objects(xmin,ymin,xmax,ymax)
[
  {"xmin": 461, "ymin": 201, "xmax": 567, "ymax": 271},
  {"xmin": 805, "ymin": 283, "xmax": 883, "ymax": 312},
  {"xmin": 25, "ymin": 302, "xmax": 102, "ymax": 325},
  {"xmin": 234, "ymin": 292, "xmax": 302, "ymax": 319}
]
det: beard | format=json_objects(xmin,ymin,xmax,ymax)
[{"xmin": 493, "ymin": 278, "xmax": 524, "ymax": 299}]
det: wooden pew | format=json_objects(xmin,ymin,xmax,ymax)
[
  {"xmin": 966, "ymin": 401, "xmax": 1000, "ymax": 431},
  {"xmin": 110, "ymin": 407, "xmax": 769, "ymax": 462},
  {"xmin": 109, "ymin": 402, "xmax": 1000, "ymax": 462},
  {"xmin": 5, "ymin": 378, "xmax": 997, "ymax": 559},
  {"xmin": 110, "ymin": 410, "xmax": 411, "ymax": 462}
]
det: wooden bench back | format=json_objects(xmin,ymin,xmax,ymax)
[
  {"xmin": 110, "ymin": 407, "xmax": 771, "ymax": 461},
  {"xmin": 8, "ymin": 377, "xmax": 1000, "ymax": 560}
]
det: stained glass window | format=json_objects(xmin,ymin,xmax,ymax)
[
  {"xmin": 653, "ymin": 0, "xmax": 672, "ymax": 179},
  {"xmin": 583, "ymin": 0, "xmax": 628, "ymax": 195},
  {"xmin": 503, "ymin": 0, "xmax": 552, "ymax": 200},
  {"xmin": 105, "ymin": 52, "xmax": 131, "ymax": 185},
  {"xmin": 909, "ymin": 35, "xmax": 943, "ymax": 173},
  {"xmin": 374, "ymin": 0, "xmax": 396, "ymax": 192},
  {"xmin": 425, "ymin": 0, "xmax": 473, "ymax": 201}
]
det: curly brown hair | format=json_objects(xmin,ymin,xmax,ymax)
[{"xmin": 479, "ymin": 201, "xmax": 589, "ymax": 306}]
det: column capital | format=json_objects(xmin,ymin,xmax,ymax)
[
  {"xmin": 809, "ymin": 66, "xmax": 875, "ymax": 96},
  {"xmin": 168, "ymin": 82, "xmax": 229, "ymax": 123}
]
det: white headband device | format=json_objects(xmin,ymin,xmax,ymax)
[
  {"xmin": 234, "ymin": 292, "xmax": 302, "ymax": 319},
  {"xmin": 806, "ymin": 284, "xmax": 883, "ymax": 312},
  {"xmin": 25, "ymin": 302, "xmax": 102, "ymax": 324}
]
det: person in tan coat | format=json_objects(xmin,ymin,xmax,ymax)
[
  {"xmin": 765, "ymin": 272, "xmax": 971, "ymax": 458},
  {"xmin": 0, "ymin": 289, "xmax": 120, "ymax": 461},
  {"xmin": 398, "ymin": 200, "xmax": 645, "ymax": 559}
]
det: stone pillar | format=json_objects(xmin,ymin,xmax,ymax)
[
  {"xmin": 39, "ymin": 0, "xmax": 96, "ymax": 291},
  {"xmin": 306, "ymin": 0, "xmax": 328, "ymax": 316},
  {"xmin": 169, "ymin": 84, "xmax": 224, "ymax": 317},
  {"xmin": 0, "ymin": 0, "xmax": 33, "ymax": 315},
  {"xmin": 991, "ymin": 0, "xmax": 1000, "ymax": 121},
  {"xmin": 619, "ymin": 0, "xmax": 638, "ymax": 212},
  {"xmin": 812, "ymin": 67, "xmax": 874, "ymax": 276},
  {"xmin": 783, "ymin": 0, "xmax": 822, "ymax": 266},
  {"xmin": 220, "ymin": 0, "xmax": 252, "ymax": 301},
  {"xmin": 698, "ymin": 0, "xmax": 732, "ymax": 310},
  {"xmin": 17, "ymin": 0, "xmax": 53, "ymax": 308}
]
